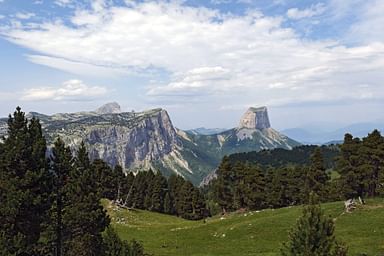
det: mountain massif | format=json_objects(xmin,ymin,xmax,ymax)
[{"xmin": 0, "ymin": 103, "xmax": 299, "ymax": 185}]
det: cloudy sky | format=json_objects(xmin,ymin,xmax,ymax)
[{"xmin": 0, "ymin": 0, "xmax": 383, "ymax": 130}]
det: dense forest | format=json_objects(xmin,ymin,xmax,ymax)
[
  {"xmin": 107, "ymin": 167, "xmax": 207, "ymax": 220},
  {"xmin": 0, "ymin": 108, "xmax": 146, "ymax": 256},
  {"xmin": 227, "ymin": 144, "xmax": 339, "ymax": 169},
  {"xmin": 208, "ymin": 130, "xmax": 384, "ymax": 214}
]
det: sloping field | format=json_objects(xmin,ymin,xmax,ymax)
[{"xmin": 104, "ymin": 199, "xmax": 384, "ymax": 256}]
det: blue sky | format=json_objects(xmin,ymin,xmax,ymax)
[{"xmin": 0, "ymin": 0, "xmax": 383, "ymax": 130}]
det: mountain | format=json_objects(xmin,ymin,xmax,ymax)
[
  {"xmin": 186, "ymin": 127, "xmax": 229, "ymax": 135},
  {"xmin": 95, "ymin": 102, "xmax": 121, "ymax": 114},
  {"xmin": 282, "ymin": 122, "xmax": 384, "ymax": 144},
  {"xmin": 0, "ymin": 104, "xmax": 299, "ymax": 185}
]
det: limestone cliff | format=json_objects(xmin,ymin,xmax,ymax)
[
  {"xmin": 238, "ymin": 106, "xmax": 270, "ymax": 130},
  {"xmin": 0, "ymin": 104, "xmax": 300, "ymax": 185}
]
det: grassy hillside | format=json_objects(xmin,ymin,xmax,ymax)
[{"xmin": 104, "ymin": 199, "xmax": 384, "ymax": 256}]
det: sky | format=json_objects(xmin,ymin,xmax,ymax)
[{"xmin": 0, "ymin": 0, "xmax": 383, "ymax": 130}]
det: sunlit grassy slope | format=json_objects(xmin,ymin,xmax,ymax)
[{"xmin": 103, "ymin": 199, "xmax": 384, "ymax": 256}]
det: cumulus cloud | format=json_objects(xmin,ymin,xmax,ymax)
[
  {"xmin": 21, "ymin": 79, "xmax": 108, "ymax": 101},
  {"xmin": 286, "ymin": 3, "xmax": 326, "ymax": 20},
  {"xmin": 148, "ymin": 66, "xmax": 231, "ymax": 96},
  {"xmin": 2, "ymin": 1, "xmax": 384, "ymax": 108}
]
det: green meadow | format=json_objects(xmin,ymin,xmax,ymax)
[{"xmin": 104, "ymin": 198, "xmax": 384, "ymax": 256}]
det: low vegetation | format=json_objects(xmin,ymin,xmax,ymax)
[{"xmin": 107, "ymin": 198, "xmax": 384, "ymax": 256}]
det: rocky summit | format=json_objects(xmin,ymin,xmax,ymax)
[
  {"xmin": 238, "ymin": 106, "xmax": 270, "ymax": 130},
  {"xmin": 95, "ymin": 102, "xmax": 122, "ymax": 114},
  {"xmin": 0, "ymin": 104, "xmax": 300, "ymax": 185}
]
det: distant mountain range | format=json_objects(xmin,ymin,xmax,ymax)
[
  {"xmin": 186, "ymin": 127, "xmax": 229, "ymax": 135},
  {"xmin": 0, "ymin": 103, "xmax": 299, "ymax": 185},
  {"xmin": 282, "ymin": 123, "xmax": 384, "ymax": 145}
]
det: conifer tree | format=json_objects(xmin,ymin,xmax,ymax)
[
  {"xmin": 337, "ymin": 134, "xmax": 365, "ymax": 201},
  {"xmin": 0, "ymin": 107, "xmax": 50, "ymax": 255},
  {"xmin": 214, "ymin": 156, "xmax": 234, "ymax": 214},
  {"xmin": 168, "ymin": 174, "xmax": 185, "ymax": 215},
  {"xmin": 63, "ymin": 142, "xmax": 110, "ymax": 255},
  {"xmin": 244, "ymin": 164, "xmax": 265, "ymax": 209},
  {"xmin": 150, "ymin": 172, "xmax": 167, "ymax": 212},
  {"xmin": 49, "ymin": 138, "xmax": 74, "ymax": 256},
  {"xmin": 303, "ymin": 149, "xmax": 329, "ymax": 202},
  {"xmin": 92, "ymin": 159, "xmax": 117, "ymax": 199},
  {"xmin": 360, "ymin": 130, "xmax": 384, "ymax": 197},
  {"xmin": 281, "ymin": 194, "xmax": 348, "ymax": 256},
  {"xmin": 103, "ymin": 227, "xmax": 145, "ymax": 256}
]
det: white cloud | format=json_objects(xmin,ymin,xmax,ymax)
[
  {"xmin": 347, "ymin": 0, "xmax": 384, "ymax": 43},
  {"xmin": 148, "ymin": 66, "xmax": 231, "ymax": 96},
  {"xmin": 286, "ymin": 3, "xmax": 326, "ymax": 20},
  {"xmin": 21, "ymin": 79, "xmax": 108, "ymax": 101},
  {"xmin": 211, "ymin": 0, "xmax": 231, "ymax": 4},
  {"xmin": 2, "ymin": 1, "xmax": 384, "ymax": 109},
  {"xmin": 15, "ymin": 12, "xmax": 35, "ymax": 20},
  {"xmin": 27, "ymin": 55, "xmax": 130, "ymax": 77},
  {"xmin": 54, "ymin": 0, "xmax": 73, "ymax": 7}
]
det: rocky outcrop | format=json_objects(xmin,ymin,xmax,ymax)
[
  {"xmin": 95, "ymin": 102, "xmax": 121, "ymax": 114},
  {"xmin": 238, "ymin": 106, "xmax": 270, "ymax": 130},
  {"xmin": 86, "ymin": 109, "xmax": 181, "ymax": 170}
]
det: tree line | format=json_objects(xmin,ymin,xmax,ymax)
[
  {"xmin": 208, "ymin": 130, "xmax": 384, "ymax": 214},
  {"xmin": 0, "ymin": 107, "xmax": 146, "ymax": 256},
  {"xmin": 99, "ymin": 165, "xmax": 207, "ymax": 220}
]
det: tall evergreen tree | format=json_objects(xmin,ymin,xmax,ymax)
[
  {"xmin": 337, "ymin": 134, "xmax": 366, "ymax": 201},
  {"xmin": 0, "ymin": 107, "xmax": 50, "ymax": 255},
  {"xmin": 91, "ymin": 159, "xmax": 119, "ymax": 200},
  {"xmin": 360, "ymin": 130, "xmax": 384, "ymax": 197},
  {"xmin": 62, "ymin": 142, "xmax": 110, "ymax": 256},
  {"xmin": 303, "ymin": 149, "xmax": 329, "ymax": 202},
  {"xmin": 150, "ymin": 172, "xmax": 167, "ymax": 212},
  {"xmin": 50, "ymin": 137, "xmax": 74, "ymax": 256},
  {"xmin": 214, "ymin": 156, "xmax": 234, "ymax": 214}
]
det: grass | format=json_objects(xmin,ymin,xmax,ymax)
[{"xmin": 103, "ymin": 199, "xmax": 384, "ymax": 256}]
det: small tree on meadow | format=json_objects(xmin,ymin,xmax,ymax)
[{"xmin": 281, "ymin": 194, "xmax": 348, "ymax": 256}]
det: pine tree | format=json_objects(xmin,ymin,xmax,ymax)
[
  {"xmin": 303, "ymin": 148, "xmax": 329, "ymax": 203},
  {"xmin": 214, "ymin": 156, "xmax": 234, "ymax": 214},
  {"xmin": 92, "ymin": 159, "xmax": 117, "ymax": 200},
  {"xmin": 103, "ymin": 227, "xmax": 145, "ymax": 256},
  {"xmin": 0, "ymin": 107, "xmax": 50, "ymax": 255},
  {"xmin": 244, "ymin": 164, "xmax": 265, "ymax": 210},
  {"xmin": 62, "ymin": 142, "xmax": 110, "ymax": 255},
  {"xmin": 168, "ymin": 174, "xmax": 185, "ymax": 215},
  {"xmin": 360, "ymin": 130, "xmax": 384, "ymax": 197},
  {"xmin": 281, "ymin": 194, "xmax": 348, "ymax": 256},
  {"xmin": 337, "ymin": 134, "xmax": 366, "ymax": 201},
  {"xmin": 143, "ymin": 170, "xmax": 155, "ymax": 210},
  {"xmin": 150, "ymin": 172, "xmax": 167, "ymax": 212},
  {"xmin": 49, "ymin": 137, "xmax": 74, "ymax": 256}
]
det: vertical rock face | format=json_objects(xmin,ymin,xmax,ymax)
[
  {"xmin": 238, "ymin": 106, "xmax": 270, "ymax": 130},
  {"xmin": 87, "ymin": 109, "xmax": 181, "ymax": 170}
]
